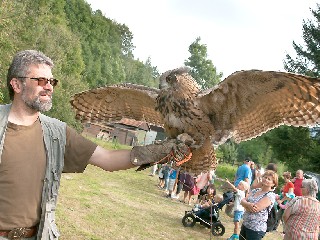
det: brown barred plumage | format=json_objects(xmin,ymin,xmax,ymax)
[{"xmin": 70, "ymin": 67, "xmax": 320, "ymax": 174}]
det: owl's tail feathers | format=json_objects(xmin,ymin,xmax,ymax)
[{"xmin": 180, "ymin": 138, "xmax": 217, "ymax": 175}]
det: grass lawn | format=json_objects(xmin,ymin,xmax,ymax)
[{"xmin": 56, "ymin": 165, "xmax": 284, "ymax": 240}]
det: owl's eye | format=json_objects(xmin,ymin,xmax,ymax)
[{"xmin": 166, "ymin": 74, "xmax": 177, "ymax": 83}]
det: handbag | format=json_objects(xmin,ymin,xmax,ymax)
[
  {"xmin": 225, "ymin": 202, "xmax": 235, "ymax": 218},
  {"xmin": 190, "ymin": 185, "xmax": 200, "ymax": 195}
]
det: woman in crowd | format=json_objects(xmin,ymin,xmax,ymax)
[
  {"xmin": 239, "ymin": 170, "xmax": 278, "ymax": 240},
  {"xmin": 274, "ymin": 171, "xmax": 295, "ymax": 231},
  {"xmin": 283, "ymin": 178, "xmax": 320, "ymax": 240},
  {"xmin": 179, "ymin": 169, "xmax": 194, "ymax": 205},
  {"xmin": 251, "ymin": 163, "xmax": 277, "ymax": 189}
]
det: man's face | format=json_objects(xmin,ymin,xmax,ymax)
[
  {"xmin": 296, "ymin": 170, "xmax": 303, "ymax": 179},
  {"xmin": 20, "ymin": 64, "xmax": 54, "ymax": 112}
]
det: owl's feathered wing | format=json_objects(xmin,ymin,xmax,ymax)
[
  {"xmin": 197, "ymin": 70, "xmax": 320, "ymax": 145},
  {"xmin": 70, "ymin": 83, "xmax": 163, "ymax": 126},
  {"xmin": 70, "ymin": 69, "xmax": 320, "ymax": 174}
]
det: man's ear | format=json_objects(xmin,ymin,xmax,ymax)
[{"xmin": 10, "ymin": 78, "xmax": 23, "ymax": 94}]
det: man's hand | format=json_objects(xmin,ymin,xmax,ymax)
[{"xmin": 130, "ymin": 138, "xmax": 192, "ymax": 171}]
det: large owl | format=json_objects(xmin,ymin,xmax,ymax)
[{"xmin": 70, "ymin": 67, "xmax": 320, "ymax": 174}]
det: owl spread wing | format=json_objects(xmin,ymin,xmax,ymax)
[
  {"xmin": 197, "ymin": 70, "xmax": 320, "ymax": 144},
  {"xmin": 70, "ymin": 83, "xmax": 163, "ymax": 126}
]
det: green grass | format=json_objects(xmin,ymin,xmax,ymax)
[{"xmin": 56, "ymin": 140, "xmax": 284, "ymax": 239}]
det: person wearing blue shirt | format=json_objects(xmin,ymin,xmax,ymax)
[
  {"xmin": 234, "ymin": 158, "xmax": 253, "ymax": 187},
  {"xmin": 166, "ymin": 166, "xmax": 178, "ymax": 198}
]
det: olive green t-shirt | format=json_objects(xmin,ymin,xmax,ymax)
[{"xmin": 0, "ymin": 119, "xmax": 97, "ymax": 230}]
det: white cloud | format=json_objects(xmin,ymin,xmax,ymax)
[{"xmin": 85, "ymin": 0, "xmax": 318, "ymax": 78}]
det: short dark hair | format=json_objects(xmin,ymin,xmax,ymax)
[
  {"xmin": 266, "ymin": 163, "xmax": 277, "ymax": 173},
  {"xmin": 7, "ymin": 50, "xmax": 54, "ymax": 100}
]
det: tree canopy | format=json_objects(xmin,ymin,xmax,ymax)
[
  {"xmin": 184, "ymin": 37, "xmax": 222, "ymax": 89},
  {"xmin": 221, "ymin": 5, "xmax": 320, "ymax": 173},
  {"xmin": 284, "ymin": 4, "xmax": 320, "ymax": 77},
  {"xmin": 0, "ymin": 0, "xmax": 159, "ymax": 130}
]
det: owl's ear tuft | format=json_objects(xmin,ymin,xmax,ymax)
[
  {"xmin": 159, "ymin": 66, "xmax": 191, "ymax": 89},
  {"xmin": 173, "ymin": 66, "xmax": 190, "ymax": 75}
]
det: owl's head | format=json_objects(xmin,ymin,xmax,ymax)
[{"xmin": 159, "ymin": 66, "xmax": 200, "ymax": 93}]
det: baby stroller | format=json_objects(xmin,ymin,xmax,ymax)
[{"xmin": 181, "ymin": 191, "xmax": 234, "ymax": 236}]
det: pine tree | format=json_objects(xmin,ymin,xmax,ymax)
[{"xmin": 284, "ymin": 5, "xmax": 320, "ymax": 77}]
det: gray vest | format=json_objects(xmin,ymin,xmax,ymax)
[{"xmin": 0, "ymin": 104, "xmax": 66, "ymax": 240}]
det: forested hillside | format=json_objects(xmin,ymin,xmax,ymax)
[{"xmin": 0, "ymin": 0, "xmax": 159, "ymax": 130}]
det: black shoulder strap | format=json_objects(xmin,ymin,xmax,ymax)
[
  {"xmin": 262, "ymin": 191, "xmax": 274, "ymax": 212},
  {"xmin": 262, "ymin": 191, "xmax": 271, "ymax": 198}
]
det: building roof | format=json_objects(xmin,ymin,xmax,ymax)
[
  {"xmin": 118, "ymin": 118, "xmax": 150, "ymax": 131},
  {"xmin": 86, "ymin": 118, "xmax": 164, "ymax": 132}
]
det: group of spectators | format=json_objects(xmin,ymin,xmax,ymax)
[
  {"xmin": 151, "ymin": 163, "xmax": 216, "ymax": 205},
  {"xmin": 149, "ymin": 160, "xmax": 320, "ymax": 240},
  {"xmin": 229, "ymin": 158, "xmax": 320, "ymax": 240},
  {"xmin": 275, "ymin": 169, "xmax": 319, "ymax": 240}
]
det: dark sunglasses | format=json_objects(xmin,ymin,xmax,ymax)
[{"xmin": 17, "ymin": 77, "xmax": 58, "ymax": 87}]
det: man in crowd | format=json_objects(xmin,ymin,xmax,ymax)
[
  {"xmin": 293, "ymin": 169, "xmax": 304, "ymax": 196},
  {"xmin": 234, "ymin": 158, "xmax": 252, "ymax": 187}
]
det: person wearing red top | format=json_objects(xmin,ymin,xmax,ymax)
[
  {"xmin": 293, "ymin": 169, "xmax": 304, "ymax": 196},
  {"xmin": 282, "ymin": 179, "xmax": 294, "ymax": 195},
  {"xmin": 282, "ymin": 172, "xmax": 294, "ymax": 195}
]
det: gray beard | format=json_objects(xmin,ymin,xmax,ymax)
[
  {"xmin": 24, "ymin": 96, "xmax": 52, "ymax": 112},
  {"xmin": 21, "ymin": 87, "xmax": 52, "ymax": 112}
]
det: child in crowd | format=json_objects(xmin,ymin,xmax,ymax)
[
  {"xmin": 157, "ymin": 164, "xmax": 164, "ymax": 189},
  {"xmin": 225, "ymin": 179, "xmax": 250, "ymax": 240},
  {"xmin": 200, "ymin": 193, "xmax": 223, "ymax": 209},
  {"xmin": 273, "ymin": 171, "xmax": 295, "ymax": 231},
  {"xmin": 194, "ymin": 193, "xmax": 223, "ymax": 219},
  {"xmin": 199, "ymin": 184, "xmax": 217, "ymax": 205},
  {"xmin": 275, "ymin": 191, "xmax": 295, "ymax": 234}
]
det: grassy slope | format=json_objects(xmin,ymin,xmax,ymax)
[{"xmin": 56, "ymin": 165, "xmax": 283, "ymax": 240}]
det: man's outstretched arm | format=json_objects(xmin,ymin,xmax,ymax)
[
  {"xmin": 89, "ymin": 146, "xmax": 133, "ymax": 171},
  {"xmin": 88, "ymin": 139, "xmax": 191, "ymax": 172}
]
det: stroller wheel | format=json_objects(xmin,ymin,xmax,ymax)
[
  {"xmin": 211, "ymin": 222, "xmax": 225, "ymax": 236},
  {"xmin": 182, "ymin": 213, "xmax": 196, "ymax": 227}
]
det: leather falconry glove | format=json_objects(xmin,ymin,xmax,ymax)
[{"xmin": 130, "ymin": 138, "xmax": 192, "ymax": 171}]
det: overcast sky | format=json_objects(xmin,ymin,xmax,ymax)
[{"xmin": 85, "ymin": 0, "xmax": 318, "ymax": 78}]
